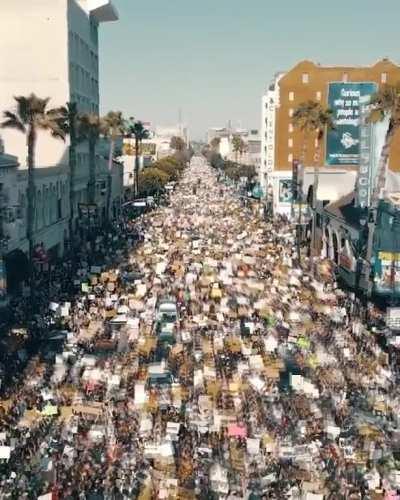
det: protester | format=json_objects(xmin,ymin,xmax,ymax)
[{"xmin": 0, "ymin": 156, "xmax": 400, "ymax": 499}]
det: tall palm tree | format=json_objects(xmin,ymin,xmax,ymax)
[
  {"xmin": 127, "ymin": 120, "xmax": 150, "ymax": 197},
  {"xmin": 364, "ymin": 83, "xmax": 400, "ymax": 303},
  {"xmin": 55, "ymin": 102, "xmax": 79, "ymax": 240},
  {"xmin": 77, "ymin": 113, "xmax": 105, "ymax": 205},
  {"xmin": 103, "ymin": 111, "xmax": 126, "ymax": 221},
  {"xmin": 368, "ymin": 82, "xmax": 400, "ymax": 204},
  {"xmin": 293, "ymin": 101, "xmax": 334, "ymax": 269},
  {"xmin": 231, "ymin": 135, "xmax": 243, "ymax": 164},
  {"xmin": 0, "ymin": 94, "xmax": 65, "ymax": 289},
  {"xmin": 210, "ymin": 137, "xmax": 220, "ymax": 152}
]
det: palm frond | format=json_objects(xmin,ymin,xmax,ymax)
[
  {"xmin": 0, "ymin": 118, "xmax": 26, "ymax": 133},
  {"xmin": 1, "ymin": 111, "xmax": 25, "ymax": 132}
]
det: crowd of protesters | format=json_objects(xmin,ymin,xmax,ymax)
[{"xmin": 0, "ymin": 157, "xmax": 399, "ymax": 499}]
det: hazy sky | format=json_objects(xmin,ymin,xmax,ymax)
[{"xmin": 99, "ymin": 0, "xmax": 399, "ymax": 140}]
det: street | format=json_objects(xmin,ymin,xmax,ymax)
[{"xmin": 0, "ymin": 157, "xmax": 400, "ymax": 498}]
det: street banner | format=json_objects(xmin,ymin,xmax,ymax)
[{"xmin": 326, "ymin": 82, "xmax": 377, "ymax": 166}]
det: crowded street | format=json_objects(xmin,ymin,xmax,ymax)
[{"xmin": 1, "ymin": 156, "xmax": 400, "ymax": 499}]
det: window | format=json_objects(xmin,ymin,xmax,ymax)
[
  {"xmin": 381, "ymin": 72, "xmax": 387, "ymax": 83},
  {"xmin": 289, "ymin": 108, "xmax": 294, "ymax": 117},
  {"xmin": 289, "ymin": 91, "xmax": 294, "ymax": 101},
  {"xmin": 288, "ymin": 138, "xmax": 293, "ymax": 148},
  {"xmin": 288, "ymin": 153, "xmax": 293, "ymax": 163},
  {"xmin": 288, "ymin": 123, "xmax": 293, "ymax": 133},
  {"xmin": 302, "ymin": 73, "xmax": 309, "ymax": 83},
  {"xmin": 316, "ymin": 91, "xmax": 322, "ymax": 101},
  {"xmin": 314, "ymin": 138, "xmax": 319, "ymax": 148},
  {"xmin": 342, "ymin": 73, "xmax": 348, "ymax": 82}
]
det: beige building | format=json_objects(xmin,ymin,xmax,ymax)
[{"xmin": 0, "ymin": 0, "xmax": 121, "ymax": 258}]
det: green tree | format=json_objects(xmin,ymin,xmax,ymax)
[
  {"xmin": 153, "ymin": 159, "xmax": 179, "ymax": 181},
  {"xmin": 138, "ymin": 167, "xmax": 169, "ymax": 196},
  {"xmin": 238, "ymin": 164, "xmax": 256, "ymax": 180},
  {"xmin": 1, "ymin": 94, "xmax": 65, "ymax": 286},
  {"xmin": 77, "ymin": 113, "xmax": 106, "ymax": 204},
  {"xmin": 368, "ymin": 82, "xmax": 400, "ymax": 204},
  {"xmin": 170, "ymin": 136, "xmax": 185, "ymax": 151},
  {"xmin": 103, "ymin": 111, "xmax": 126, "ymax": 220},
  {"xmin": 210, "ymin": 137, "xmax": 221, "ymax": 151},
  {"xmin": 364, "ymin": 83, "xmax": 400, "ymax": 301},
  {"xmin": 55, "ymin": 102, "xmax": 79, "ymax": 239},
  {"xmin": 231, "ymin": 135, "xmax": 244, "ymax": 163},
  {"xmin": 127, "ymin": 120, "xmax": 150, "ymax": 197},
  {"xmin": 293, "ymin": 100, "xmax": 334, "ymax": 269}
]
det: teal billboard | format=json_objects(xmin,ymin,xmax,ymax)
[{"xmin": 326, "ymin": 82, "xmax": 377, "ymax": 166}]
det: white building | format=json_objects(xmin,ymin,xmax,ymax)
[
  {"xmin": 260, "ymin": 73, "xmax": 284, "ymax": 195},
  {"xmin": 0, "ymin": 0, "xmax": 120, "ymax": 254}
]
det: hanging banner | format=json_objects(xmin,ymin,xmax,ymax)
[{"xmin": 326, "ymin": 82, "xmax": 377, "ymax": 166}]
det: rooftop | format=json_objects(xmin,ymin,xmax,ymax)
[
  {"xmin": 88, "ymin": 0, "xmax": 118, "ymax": 23},
  {"xmin": 0, "ymin": 153, "xmax": 18, "ymax": 169}
]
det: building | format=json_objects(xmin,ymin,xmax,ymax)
[
  {"xmin": 0, "ymin": 0, "xmax": 120, "ymax": 252},
  {"xmin": 241, "ymin": 129, "xmax": 261, "ymax": 169},
  {"xmin": 260, "ymin": 73, "xmax": 285, "ymax": 194},
  {"xmin": 261, "ymin": 59, "xmax": 400, "ymax": 215},
  {"xmin": 208, "ymin": 127, "xmax": 260, "ymax": 167}
]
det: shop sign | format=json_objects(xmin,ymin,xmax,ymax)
[{"xmin": 326, "ymin": 82, "xmax": 377, "ymax": 165}]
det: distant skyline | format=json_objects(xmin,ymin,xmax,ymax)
[{"xmin": 99, "ymin": 0, "xmax": 399, "ymax": 140}]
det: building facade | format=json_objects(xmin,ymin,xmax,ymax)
[
  {"xmin": 0, "ymin": 0, "xmax": 120, "ymax": 253},
  {"xmin": 261, "ymin": 59, "xmax": 400, "ymax": 215},
  {"xmin": 260, "ymin": 73, "xmax": 284, "ymax": 194}
]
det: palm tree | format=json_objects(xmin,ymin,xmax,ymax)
[
  {"xmin": 170, "ymin": 136, "xmax": 185, "ymax": 152},
  {"xmin": 231, "ymin": 135, "xmax": 244, "ymax": 163},
  {"xmin": 55, "ymin": 102, "xmax": 79, "ymax": 239},
  {"xmin": 103, "ymin": 111, "xmax": 126, "ymax": 221},
  {"xmin": 0, "ymin": 94, "xmax": 65, "ymax": 289},
  {"xmin": 293, "ymin": 101, "xmax": 334, "ymax": 269},
  {"xmin": 127, "ymin": 120, "xmax": 150, "ymax": 197},
  {"xmin": 364, "ymin": 83, "xmax": 400, "ymax": 305},
  {"xmin": 368, "ymin": 82, "xmax": 400, "ymax": 204},
  {"xmin": 77, "ymin": 113, "xmax": 105, "ymax": 205},
  {"xmin": 210, "ymin": 137, "xmax": 221, "ymax": 152}
]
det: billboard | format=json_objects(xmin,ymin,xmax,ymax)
[
  {"xmin": 326, "ymin": 82, "xmax": 377, "ymax": 166},
  {"xmin": 123, "ymin": 141, "xmax": 156, "ymax": 156}
]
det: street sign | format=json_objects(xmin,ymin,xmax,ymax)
[
  {"xmin": 356, "ymin": 95, "xmax": 373, "ymax": 208},
  {"xmin": 387, "ymin": 307, "xmax": 400, "ymax": 331}
]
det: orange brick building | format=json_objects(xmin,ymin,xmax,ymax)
[{"xmin": 276, "ymin": 58, "xmax": 400, "ymax": 172}]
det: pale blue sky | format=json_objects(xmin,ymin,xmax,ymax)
[{"xmin": 99, "ymin": 0, "xmax": 398, "ymax": 140}]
